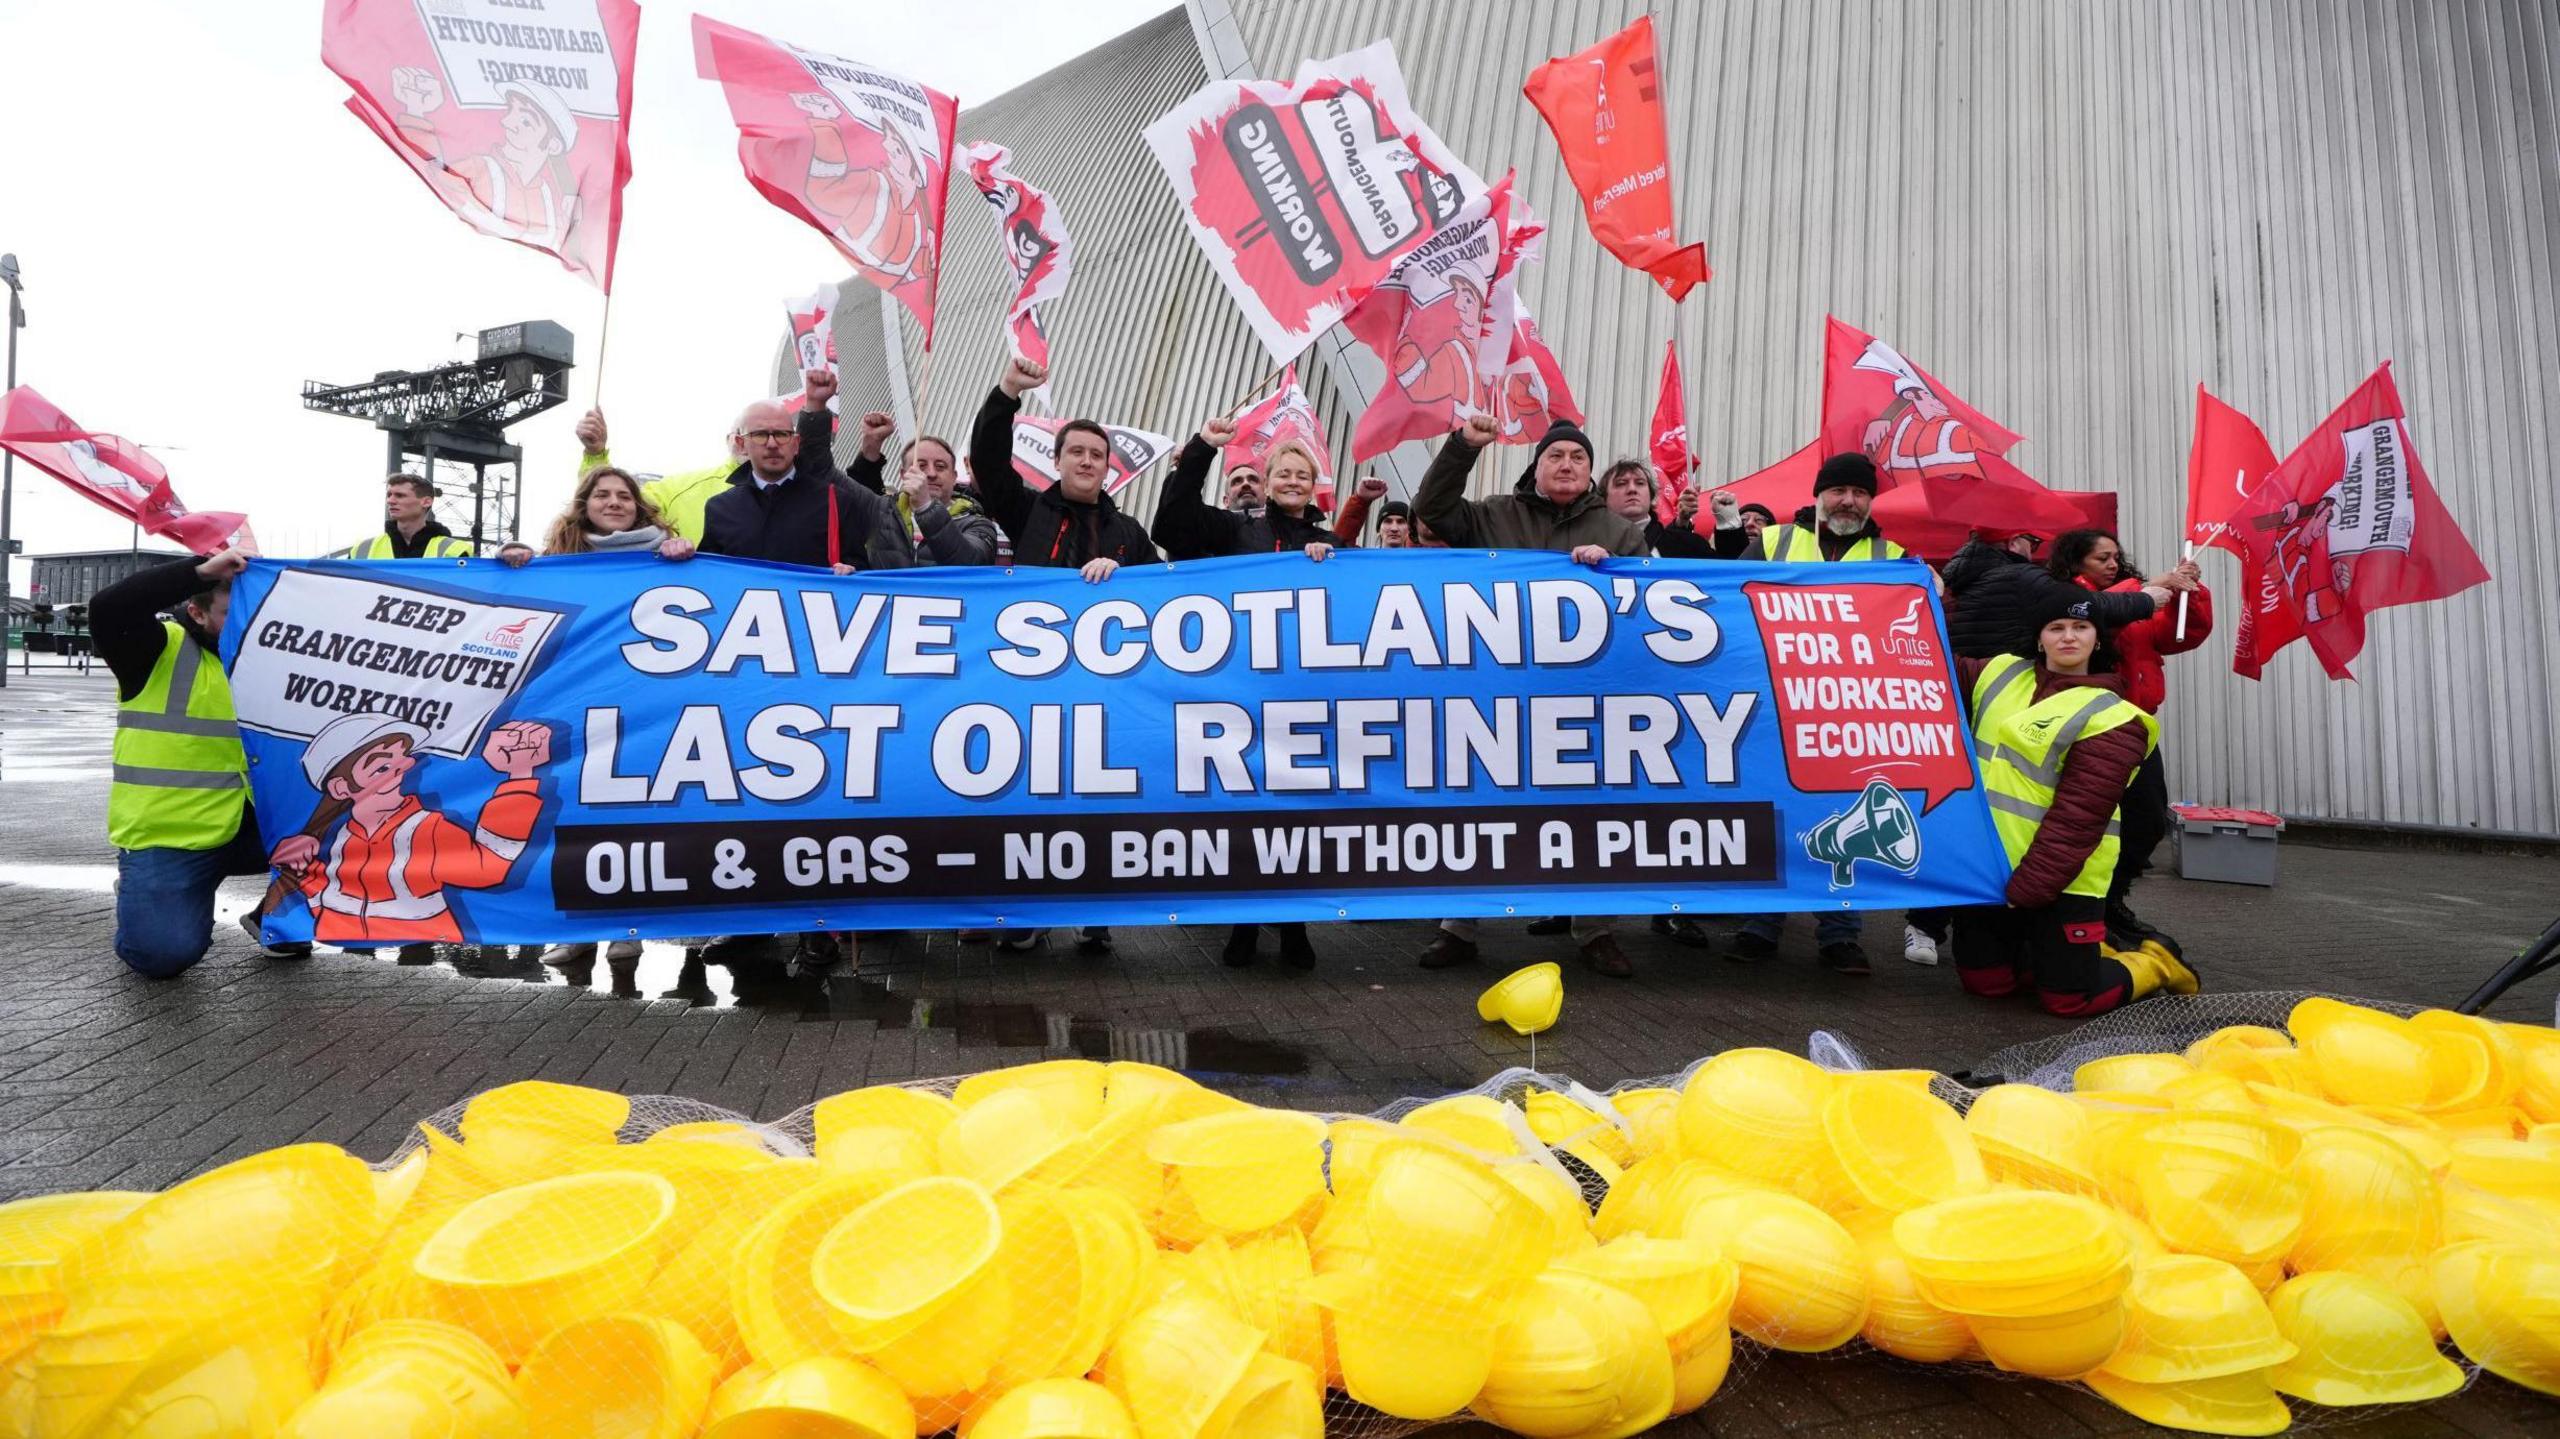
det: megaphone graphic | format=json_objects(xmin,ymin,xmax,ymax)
[{"xmin": 1801, "ymin": 781, "xmax": 1922, "ymax": 888}]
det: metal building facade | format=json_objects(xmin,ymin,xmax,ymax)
[{"xmin": 810, "ymin": 1, "xmax": 2560, "ymax": 837}]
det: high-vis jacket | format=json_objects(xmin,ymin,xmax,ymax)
[
  {"xmin": 350, "ymin": 523, "xmax": 475, "ymax": 560},
  {"xmin": 583, "ymin": 448, "xmax": 732, "ymax": 545},
  {"xmin": 288, "ymin": 783, "xmax": 542, "ymax": 943},
  {"xmin": 1750, "ymin": 510, "xmax": 1908, "ymax": 562},
  {"xmin": 108, "ymin": 621, "xmax": 248, "ymax": 852},
  {"xmin": 1970, "ymin": 656, "xmax": 2160, "ymax": 901}
]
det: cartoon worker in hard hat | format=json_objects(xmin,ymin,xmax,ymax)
[
  {"xmin": 265, "ymin": 713, "xmax": 551, "ymax": 945},
  {"xmin": 390, "ymin": 68, "xmax": 582, "ymax": 256}
]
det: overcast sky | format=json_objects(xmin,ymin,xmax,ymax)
[{"xmin": 0, "ymin": 0, "xmax": 1172, "ymax": 564}]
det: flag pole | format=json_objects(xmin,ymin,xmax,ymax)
[
  {"xmin": 1218, "ymin": 357, "xmax": 1289, "ymax": 419},
  {"xmin": 591, "ymin": 290, "xmax": 615, "ymax": 409},
  {"xmin": 2175, "ymin": 541, "xmax": 2194, "ymax": 642}
]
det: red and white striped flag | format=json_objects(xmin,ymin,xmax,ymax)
[{"xmin": 0, "ymin": 387, "xmax": 256, "ymax": 554}]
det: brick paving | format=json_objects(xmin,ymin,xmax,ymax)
[{"xmin": 3, "ymin": 667, "xmax": 2555, "ymax": 1436}]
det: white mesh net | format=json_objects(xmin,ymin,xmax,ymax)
[{"xmin": 1, "ymin": 990, "xmax": 2553, "ymax": 1438}]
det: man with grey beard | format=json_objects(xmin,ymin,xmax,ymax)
[{"xmin": 1746, "ymin": 452, "xmax": 1906, "ymax": 562}]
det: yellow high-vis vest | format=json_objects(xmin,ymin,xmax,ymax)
[
  {"xmin": 350, "ymin": 531, "xmax": 475, "ymax": 559},
  {"xmin": 1969, "ymin": 655, "xmax": 2160, "ymax": 898},
  {"xmin": 1755, "ymin": 524, "xmax": 1906, "ymax": 562},
  {"xmin": 109, "ymin": 622, "xmax": 248, "ymax": 851}
]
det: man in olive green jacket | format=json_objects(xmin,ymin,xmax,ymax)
[{"xmin": 1411, "ymin": 413, "xmax": 1648, "ymax": 560}]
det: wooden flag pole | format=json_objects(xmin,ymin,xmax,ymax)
[{"xmin": 1217, "ymin": 356, "xmax": 1290, "ymax": 420}]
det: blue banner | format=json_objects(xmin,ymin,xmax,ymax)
[{"xmin": 221, "ymin": 551, "xmax": 2007, "ymax": 945}]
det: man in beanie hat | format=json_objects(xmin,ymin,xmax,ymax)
[
  {"xmin": 1747, "ymin": 452, "xmax": 1906, "ymax": 562},
  {"xmin": 1411, "ymin": 411, "xmax": 1645, "ymax": 978},
  {"xmin": 1411, "ymin": 413, "xmax": 1649, "ymax": 559}
]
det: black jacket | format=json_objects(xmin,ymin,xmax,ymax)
[
  {"xmin": 699, "ymin": 406, "xmax": 909, "ymax": 570},
  {"xmin": 1942, "ymin": 539, "xmax": 2157, "ymax": 659},
  {"xmin": 967, "ymin": 388, "xmax": 1161, "ymax": 569},
  {"xmin": 91, "ymin": 557, "xmax": 218, "ymax": 701},
  {"xmin": 1152, "ymin": 437, "xmax": 1341, "ymax": 558},
  {"xmin": 844, "ymin": 452, "xmax": 1003, "ymax": 567},
  {"xmin": 1647, "ymin": 518, "xmax": 1734, "ymax": 560}
]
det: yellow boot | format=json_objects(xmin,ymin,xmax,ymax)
[{"xmin": 2104, "ymin": 939, "xmax": 2200, "ymax": 999}]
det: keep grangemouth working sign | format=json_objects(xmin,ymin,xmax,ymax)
[{"xmin": 222, "ymin": 551, "xmax": 2007, "ymax": 946}]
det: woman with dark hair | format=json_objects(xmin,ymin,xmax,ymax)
[
  {"xmin": 2044, "ymin": 528, "xmax": 2210, "ymax": 943},
  {"xmin": 1949, "ymin": 591, "xmax": 2196, "ymax": 1015}
]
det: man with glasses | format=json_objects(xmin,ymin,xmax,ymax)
[{"xmin": 698, "ymin": 369, "xmax": 909, "ymax": 572}]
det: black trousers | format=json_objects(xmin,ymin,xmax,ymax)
[
  {"xmin": 2109, "ymin": 746, "xmax": 2171, "ymax": 907},
  {"xmin": 1952, "ymin": 894, "xmax": 2133, "ymax": 1016}
]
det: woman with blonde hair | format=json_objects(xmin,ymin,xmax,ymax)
[{"xmin": 499, "ymin": 465, "xmax": 693, "ymax": 970}]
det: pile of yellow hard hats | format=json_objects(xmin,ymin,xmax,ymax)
[{"xmin": 0, "ymin": 996, "xmax": 2551, "ymax": 1439}]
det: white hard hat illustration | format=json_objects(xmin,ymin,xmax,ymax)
[
  {"xmin": 302, "ymin": 713, "xmax": 428, "ymax": 790},
  {"xmin": 496, "ymin": 79, "xmax": 578, "ymax": 149}
]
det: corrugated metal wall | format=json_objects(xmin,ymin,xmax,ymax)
[{"xmin": 811, "ymin": 0, "xmax": 2560, "ymax": 835}]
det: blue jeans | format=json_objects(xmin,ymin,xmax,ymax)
[
  {"xmin": 1739, "ymin": 911, "xmax": 1865, "ymax": 948},
  {"xmin": 114, "ymin": 825, "xmax": 271, "ymax": 978}
]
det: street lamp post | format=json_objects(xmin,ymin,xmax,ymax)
[{"xmin": 0, "ymin": 252, "xmax": 22, "ymax": 690}]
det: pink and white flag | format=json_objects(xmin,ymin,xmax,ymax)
[
  {"xmin": 776, "ymin": 282, "xmax": 841, "ymax": 414},
  {"xmin": 1142, "ymin": 41, "xmax": 1489, "ymax": 361},
  {"xmin": 0, "ymin": 387, "xmax": 256, "ymax": 555},
  {"xmin": 1007, "ymin": 415, "xmax": 1175, "ymax": 498},
  {"xmin": 962, "ymin": 141, "xmax": 1074, "ymax": 394},
  {"xmin": 1224, "ymin": 365, "xmax": 1338, "ymax": 509},
  {"xmin": 324, "ymin": 0, "xmax": 639, "ymax": 289},
  {"xmin": 1342, "ymin": 177, "xmax": 1512, "ymax": 460},
  {"xmin": 1478, "ymin": 205, "xmax": 1583, "ymax": 445},
  {"xmin": 695, "ymin": 15, "xmax": 960, "ymax": 342}
]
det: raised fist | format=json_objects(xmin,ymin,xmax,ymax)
[
  {"xmin": 1676, "ymin": 488, "xmax": 1701, "ymax": 524},
  {"xmin": 574, "ymin": 407, "xmax": 607, "ymax": 455},
  {"xmin": 1000, "ymin": 356, "xmax": 1046, "ymax": 397},
  {"xmin": 1710, "ymin": 489, "xmax": 1740, "ymax": 521},
  {"xmin": 1200, "ymin": 417, "xmax": 1239, "ymax": 447},
  {"xmin": 391, "ymin": 67, "xmax": 444, "ymax": 117},
  {"xmin": 857, "ymin": 410, "xmax": 896, "ymax": 457},
  {"xmin": 791, "ymin": 91, "xmax": 841, "ymax": 121},
  {"xmin": 1461, "ymin": 412, "xmax": 1500, "ymax": 447},
  {"xmin": 1354, "ymin": 474, "xmax": 1389, "ymax": 501},
  {"xmin": 803, "ymin": 369, "xmax": 839, "ymax": 409},
  {"xmin": 482, "ymin": 721, "xmax": 553, "ymax": 779}
]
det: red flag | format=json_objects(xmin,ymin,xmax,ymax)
[
  {"xmin": 2228, "ymin": 364, "xmax": 2490, "ymax": 680},
  {"xmin": 0, "ymin": 387, "xmax": 255, "ymax": 555},
  {"xmin": 961, "ymin": 142, "xmax": 1074, "ymax": 388},
  {"xmin": 324, "ymin": 0, "xmax": 638, "ymax": 290},
  {"xmin": 774, "ymin": 282, "xmax": 841, "ymax": 415},
  {"xmin": 1479, "ymin": 206, "xmax": 1584, "ymax": 445},
  {"xmin": 1005, "ymin": 414, "xmax": 1175, "ymax": 498},
  {"xmin": 1142, "ymin": 41, "xmax": 1488, "ymax": 360},
  {"xmin": 1821, "ymin": 317, "xmax": 2022, "ymax": 480},
  {"xmin": 2185, "ymin": 385, "xmax": 2276, "ymax": 557},
  {"xmin": 1871, "ymin": 456, "xmax": 2114, "ymax": 560},
  {"xmin": 1707, "ymin": 440, "xmax": 1820, "ymax": 533},
  {"xmin": 1342, "ymin": 179, "xmax": 1510, "ymax": 460},
  {"xmin": 1649, "ymin": 342, "xmax": 1692, "ymax": 525},
  {"xmin": 694, "ymin": 16, "xmax": 960, "ymax": 343},
  {"xmin": 1521, "ymin": 15, "xmax": 1710, "ymax": 301}
]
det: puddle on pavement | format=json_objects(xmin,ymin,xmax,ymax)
[{"xmin": 351, "ymin": 936, "xmax": 1311, "ymax": 1076}]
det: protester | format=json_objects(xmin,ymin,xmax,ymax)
[
  {"xmin": 2050, "ymin": 528, "xmax": 2211, "ymax": 944},
  {"xmin": 971, "ymin": 356, "xmax": 1153, "ymax": 952},
  {"xmin": 1745, "ymin": 453, "xmax": 1904, "ymax": 562},
  {"xmin": 1738, "ymin": 502, "xmax": 1776, "ymax": 543},
  {"xmin": 1152, "ymin": 416, "xmax": 1346, "ymax": 970},
  {"xmin": 969, "ymin": 356, "xmax": 1160, "ymax": 580},
  {"xmin": 92, "ymin": 547, "xmax": 309, "ymax": 977},
  {"xmin": 1413, "ymin": 412, "xmax": 1644, "ymax": 977},
  {"xmin": 1327, "ymin": 474, "xmax": 1392, "ymax": 544},
  {"xmin": 840, "ymin": 411, "xmax": 1002, "ymax": 567},
  {"xmin": 496, "ymin": 466, "xmax": 692, "ymax": 968},
  {"xmin": 1599, "ymin": 458, "xmax": 1720, "ymax": 561},
  {"xmin": 1222, "ymin": 462, "xmax": 1264, "ymax": 512},
  {"xmin": 1374, "ymin": 499, "xmax": 1414, "ymax": 548},
  {"xmin": 1952, "ymin": 591, "xmax": 2197, "ymax": 1015},
  {"xmin": 1942, "ymin": 526, "xmax": 2185, "ymax": 660},
  {"xmin": 350, "ymin": 474, "xmax": 475, "ymax": 558},
  {"xmin": 573, "ymin": 405, "xmax": 742, "ymax": 543},
  {"xmin": 699, "ymin": 370, "xmax": 907, "ymax": 572}
]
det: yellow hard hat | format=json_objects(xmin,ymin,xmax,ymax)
[
  {"xmin": 1477, "ymin": 962, "xmax": 1564, "ymax": 1035},
  {"xmin": 2263, "ymin": 1271, "xmax": 2463, "ymax": 1407}
]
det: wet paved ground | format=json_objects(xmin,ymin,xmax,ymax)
[{"xmin": 3, "ymin": 668, "xmax": 2555, "ymax": 1437}]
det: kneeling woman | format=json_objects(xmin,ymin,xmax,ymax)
[
  {"xmin": 501, "ymin": 466, "xmax": 695, "ymax": 969},
  {"xmin": 1152, "ymin": 416, "xmax": 1342, "ymax": 971},
  {"xmin": 1955, "ymin": 593, "xmax": 2195, "ymax": 1015}
]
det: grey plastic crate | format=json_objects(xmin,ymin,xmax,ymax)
[{"xmin": 2174, "ymin": 810, "xmax": 2282, "ymax": 886}]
